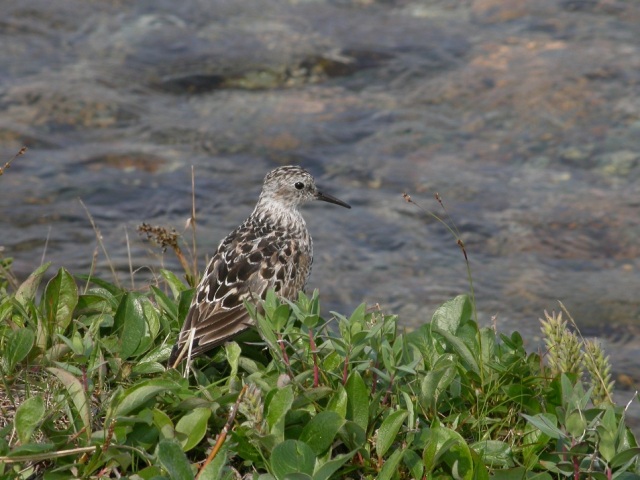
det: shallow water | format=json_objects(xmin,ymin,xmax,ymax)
[{"xmin": 1, "ymin": 0, "xmax": 640, "ymax": 412}]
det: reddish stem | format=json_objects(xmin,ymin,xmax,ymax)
[
  {"xmin": 342, "ymin": 346, "xmax": 351, "ymax": 385},
  {"xmin": 277, "ymin": 333, "xmax": 290, "ymax": 367}
]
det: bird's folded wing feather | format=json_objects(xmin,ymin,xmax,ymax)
[{"xmin": 175, "ymin": 226, "xmax": 296, "ymax": 357}]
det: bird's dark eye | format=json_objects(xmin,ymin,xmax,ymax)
[{"xmin": 294, "ymin": 182, "xmax": 304, "ymax": 190}]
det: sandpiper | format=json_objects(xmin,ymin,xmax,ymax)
[{"xmin": 169, "ymin": 165, "xmax": 350, "ymax": 365}]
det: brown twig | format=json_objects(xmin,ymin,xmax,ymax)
[
  {"xmin": 0, "ymin": 146, "xmax": 27, "ymax": 176},
  {"xmin": 197, "ymin": 385, "xmax": 248, "ymax": 478}
]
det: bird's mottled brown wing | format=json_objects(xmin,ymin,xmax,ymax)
[{"xmin": 170, "ymin": 218, "xmax": 303, "ymax": 363}]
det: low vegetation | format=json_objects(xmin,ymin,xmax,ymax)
[{"xmin": 1, "ymin": 260, "xmax": 639, "ymax": 479}]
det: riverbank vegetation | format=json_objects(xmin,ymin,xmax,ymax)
[{"xmin": 1, "ymin": 259, "xmax": 639, "ymax": 479}]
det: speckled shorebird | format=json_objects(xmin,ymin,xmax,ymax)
[{"xmin": 169, "ymin": 165, "xmax": 350, "ymax": 365}]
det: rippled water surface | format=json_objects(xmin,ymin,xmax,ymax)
[{"xmin": 2, "ymin": 0, "xmax": 640, "ymax": 411}]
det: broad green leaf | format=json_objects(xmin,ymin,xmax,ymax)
[
  {"xmin": 377, "ymin": 448, "xmax": 404, "ymax": 480},
  {"xmin": 339, "ymin": 421, "xmax": 366, "ymax": 451},
  {"xmin": 160, "ymin": 269, "xmax": 188, "ymax": 298},
  {"xmin": 597, "ymin": 423, "xmax": 617, "ymax": 462},
  {"xmin": 113, "ymin": 293, "xmax": 145, "ymax": 359},
  {"xmin": 312, "ymin": 451, "xmax": 357, "ymax": 480},
  {"xmin": 403, "ymin": 449, "xmax": 423, "ymax": 480},
  {"xmin": 44, "ymin": 268, "xmax": 78, "ymax": 332},
  {"xmin": 610, "ymin": 447, "xmax": 640, "ymax": 469},
  {"xmin": 4, "ymin": 328, "xmax": 34, "ymax": 372},
  {"xmin": 266, "ymin": 386, "xmax": 294, "ymax": 441},
  {"xmin": 565, "ymin": 411, "xmax": 586, "ymax": 438},
  {"xmin": 345, "ymin": 371, "xmax": 369, "ymax": 431},
  {"xmin": 176, "ymin": 407, "xmax": 211, "ymax": 452},
  {"xmin": 521, "ymin": 413, "xmax": 564, "ymax": 440},
  {"xmin": 270, "ymin": 440, "xmax": 315, "ymax": 479},
  {"xmin": 15, "ymin": 262, "xmax": 51, "ymax": 306},
  {"xmin": 423, "ymin": 424, "xmax": 473, "ymax": 479},
  {"xmin": 153, "ymin": 408, "xmax": 175, "ymax": 439},
  {"xmin": 156, "ymin": 439, "xmax": 195, "ymax": 480},
  {"xmin": 292, "ymin": 387, "xmax": 333, "ymax": 409},
  {"xmin": 431, "ymin": 295, "xmax": 473, "ymax": 335},
  {"xmin": 141, "ymin": 297, "xmax": 161, "ymax": 341},
  {"xmin": 14, "ymin": 395, "xmax": 45, "ymax": 444},
  {"xmin": 112, "ymin": 379, "xmax": 180, "ymax": 418},
  {"xmin": 252, "ymin": 301, "xmax": 279, "ymax": 350},
  {"xmin": 407, "ymin": 323, "xmax": 437, "ymax": 368},
  {"xmin": 471, "ymin": 440, "xmax": 513, "ymax": 468},
  {"xmin": 420, "ymin": 354, "xmax": 456, "ymax": 410},
  {"xmin": 431, "ymin": 325, "xmax": 479, "ymax": 375},
  {"xmin": 327, "ymin": 385, "xmax": 348, "ymax": 418},
  {"xmin": 131, "ymin": 361, "xmax": 165, "ymax": 375},
  {"xmin": 151, "ymin": 285, "xmax": 178, "ymax": 321},
  {"xmin": 376, "ymin": 410, "xmax": 408, "ymax": 459},
  {"xmin": 198, "ymin": 444, "xmax": 228, "ymax": 480},
  {"xmin": 47, "ymin": 367, "xmax": 91, "ymax": 439},
  {"xmin": 7, "ymin": 442, "xmax": 55, "ymax": 457},
  {"xmin": 299, "ymin": 411, "xmax": 344, "ymax": 455},
  {"xmin": 479, "ymin": 327, "xmax": 496, "ymax": 364}
]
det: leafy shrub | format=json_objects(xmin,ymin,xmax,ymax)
[{"xmin": 0, "ymin": 265, "xmax": 639, "ymax": 479}]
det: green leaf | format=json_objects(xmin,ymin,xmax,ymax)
[
  {"xmin": 14, "ymin": 395, "xmax": 45, "ymax": 444},
  {"xmin": 420, "ymin": 354, "xmax": 456, "ymax": 411},
  {"xmin": 3, "ymin": 328, "xmax": 35, "ymax": 373},
  {"xmin": 299, "ymin": 411, "xmax": 344, "ymax": 455},
  {"xmin": 431, "ymin": 295, "xmax": 473, "ymax": 335},
  {"xmin": 345, "ymin": 371, "xmax": 369, "ymax": 432},
  {"xmin": 565, "ymin": 410, "xmax": 586, "ymax": 438},
  {"xmin": 403, "ymin": 449, "xmax": 423, "ymax": 480},
  {"xmin": 47, "ymin": 367, "xmax": 91, "ymax": 439},
  {"xmin": 339, "ymin": 421, "xmax": 366, "ymax": 451},
  {"xmin": 15, "ymin": 262, "xmax": 51, "ymax": 306},
  {"xmin": 610, "ymin": 447, "xmax": 640, "ymax": 469},
  {"xmin": 521, "ymin": 413, "xmax": 564, "ymax": 440},
  {"xmin": 266, "ymin": 385, "xmax": 294, "ymax": 441},
  {"xmin": 431, "ymin": 325, "xmax": 479, "ymax": 375},
  {"xmin": 160, "ymin": 269, "xmax": 188, "ymax": 298},
  {"xmin": 176, "ymin": 407, "xmax": 211, "ymax": 452},
  {"xmin": 153, "ymin": 408, "xmax": 175, "ymax": 439},
  {"xmin": 198, "ymin": 444, "xmax": 229, "ymax": 480},
  {"xmin": 44, "ymin": 268, "xmax": 78, "ymax": 332},
  {"xmin": 151, "ymin": 285, "xmax": 178, "ymax": 321},
  {"xmin": 113, "ymin": 292, "xmax": 146, "ymax": 359},
  {"xmin": 226, "ymin": 342, "xmax": 241, "ymax": 378},
  {"xmin": 326, "ymin": 385, "xmax": 348, "ymax": 418},
  {"xmin": 376, "ymin": 410, "xmax": 408, "ymax": 458},
  {"xmin": 270, "ymin": 440, "xmax": 315, "ymax": 479},
  {"xmin": 423, "ymin": 424, "xmax": 473, "ymax": 479},
  {"xmin": 112, "ymin": 379, "xmax": 180, "ymax": 418},
  {"xmin": 312, "ymin": 452, "xmax": 356, "ymax": 480},
  {"xmin": 471, "ymin": 440, "xmax": 514, "ymax": 468},
  {"xmin": 156, "ymin": 439, "xmax": 195, "ymax": 480},
  {"xmin": 377, "ymin": 448, "xmax": 405, "ymax": 480},
  {"xmin": 7, "ymin": 442, "xmax": 55, "ymax": 457}
]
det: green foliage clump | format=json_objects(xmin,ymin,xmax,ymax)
[{"xmin": 0, "ymin": 264, "xmax": 639, "ymax": 479}]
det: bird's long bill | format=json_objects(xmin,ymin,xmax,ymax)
[{"xmin": 316, "ymin": 191, "xmax": 351, "ymax": 209}]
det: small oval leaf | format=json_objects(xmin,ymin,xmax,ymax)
[{"xmin": 15, "ymin": 395, "xmax": 45, "ymax": 444}]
